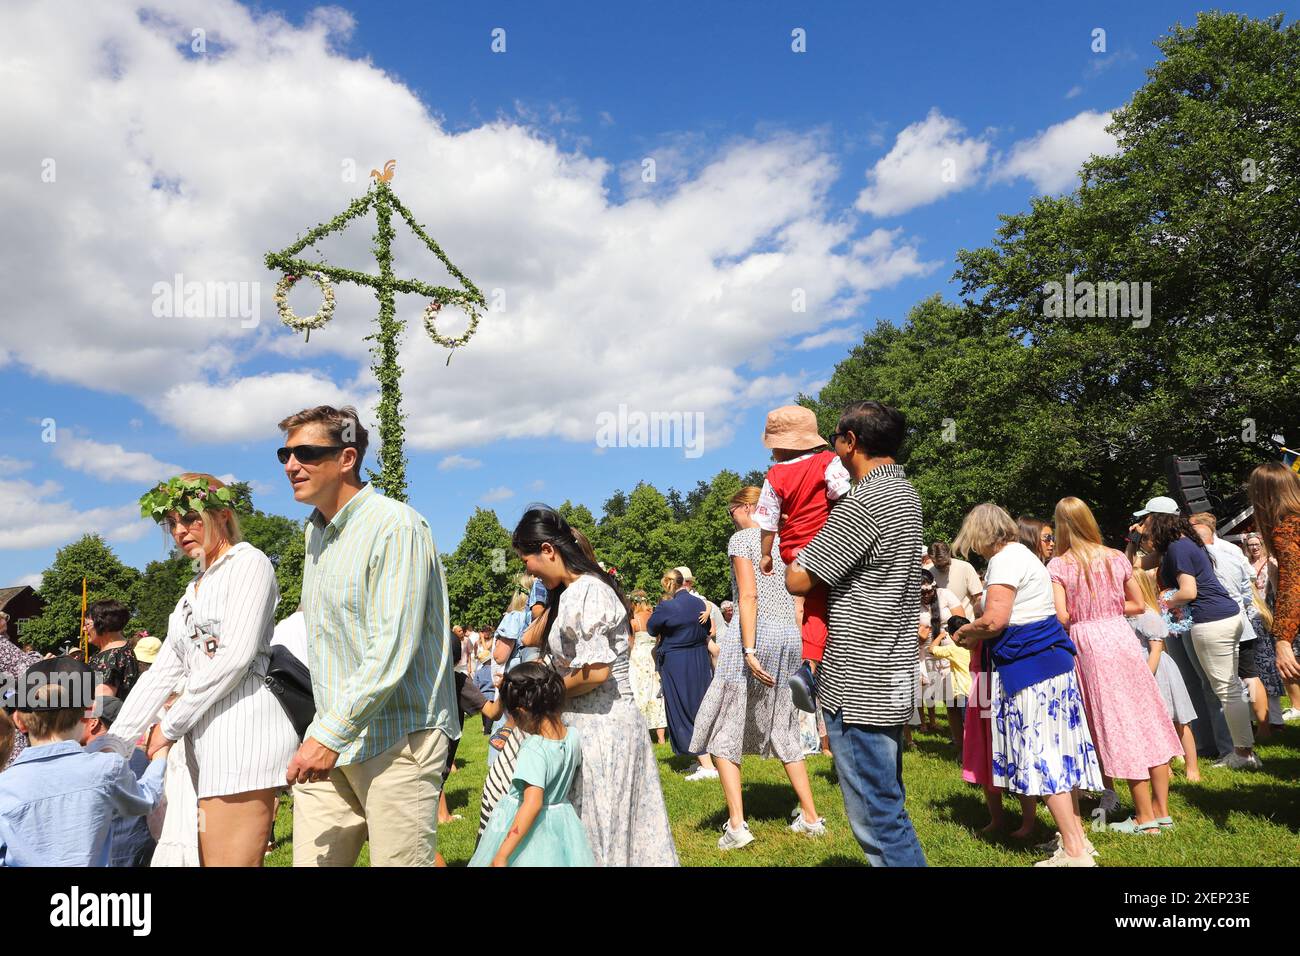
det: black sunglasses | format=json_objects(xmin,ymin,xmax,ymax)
[
  {"xmin": 831, "ymin": 429, "xmax": 853, "ymax": 444},
  {"xmin": 277, "ymin": 444, "xmax": 345, "ymax": 465}
]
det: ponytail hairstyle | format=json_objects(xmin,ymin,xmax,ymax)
[
  {"xmin": 499, "ymin": 661, "xmax": 567, "ymax": 732},
  {"xmin": 512, "ymin": 505, "xmax": 631, "ymax": 649}
]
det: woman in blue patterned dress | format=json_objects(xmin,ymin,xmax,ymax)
[{"xmin": 951, "ymin": 503, "xmax": 1103, "ymax": 867}]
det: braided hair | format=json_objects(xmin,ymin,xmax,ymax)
[{"xmin": 499, "ymin": 661, "xmax": 566, "ymax": 732}]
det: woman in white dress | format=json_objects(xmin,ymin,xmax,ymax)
[
  {"xmin": 111, "ymin": 473, "xmax": 298, "ymax": 867},
  {"xmin": 514, "ymin": 506, "xmax": 679, "ymax": 866},
  {"xmin": 627, "ymin": 589, "xmax": 668, "ymax": 743}
]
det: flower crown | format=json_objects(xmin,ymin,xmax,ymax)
[{"xmin": 139, "ymin": 476, "xmax": 236, "ymax": 523}]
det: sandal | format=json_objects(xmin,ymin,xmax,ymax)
[{"xmin": 1108, "ymin": 817, "xmax": 1161, "ymax": 835}]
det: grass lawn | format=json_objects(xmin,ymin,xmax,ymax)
[{"xmin": 266, "ymin": 713, "xmax": 1300, "ymax": 867}]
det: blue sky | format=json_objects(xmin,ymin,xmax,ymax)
[{"xmin": 0, "ymin": 0, "xmax": 1285, "ymax": 590}]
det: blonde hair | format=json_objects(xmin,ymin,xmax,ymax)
[
  {"xmin": 952, "ymin": 503, "xmax": 1019, "ymax": 559},
  {"xmin": 506, "ymin": 572, "xmax": 534, "ymax": 613},
  {"xmin": 1134, "ymin": 567, "xmax": 1162, "ymax": 614},
  {"xmin": 1053, "ymin": 497, "xmax": 1117, "ymax": 597},
  {"xmin": 729, "ymin": 486, "xmax": 761, "ymax": 510},
  {"xmin": 1253, "ymin": 589, "xmax": 1273, "ymax": 630},
  {"xmin": 661, "ymin": 568, "xmax": 684, "ymax": 596}
]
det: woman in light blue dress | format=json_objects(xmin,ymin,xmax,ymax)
[{"xmin": 470, "ymin": 662, "xmax": 594, "ymax": 867}]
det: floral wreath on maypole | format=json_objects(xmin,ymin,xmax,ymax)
[
  {"xmin": 274, "ymin": 271, "xmax": 336, "ymax": 340},
  {"xmin": 263, "ymin": 162, "xmax": 487, "ymax": 502}
]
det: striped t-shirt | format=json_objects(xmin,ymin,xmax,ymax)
[{"xmin": 797, "ymin": 462, "xmax": 923, "ymax": 726}]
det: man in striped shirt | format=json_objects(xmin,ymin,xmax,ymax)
[
  {"xmin": 786, "ymin": 400, "xmax": 927, "ymax": 867},
  {"xmin": 280, "ymin": 405, "xmax": 460, "ymax": 867}
]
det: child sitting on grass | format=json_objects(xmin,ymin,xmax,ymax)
[{"xmin": 0, "ymin": 658, "xmax": 168, "ymax": 866}]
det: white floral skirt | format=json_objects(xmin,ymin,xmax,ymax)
[
  {"xmin": 629, "ymin": 631, "xmax": 667, "ymax": 730},
  {"xmin": 990, "ymin": 669, "xmax": 1103, "ymax": 797}
]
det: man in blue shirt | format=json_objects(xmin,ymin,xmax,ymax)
[{"xmin": 0, "ymin": 659, "xmax": 167, "ymax": 867}]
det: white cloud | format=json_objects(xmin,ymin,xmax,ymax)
[
  {"xmin": 855, "ymin": 110, "xmax": 991, "ymax": 216},
  {"xmin": 52, "ymin": 435, "xmax": 183, "ymax": 483},
  {"xmin": 795, "ymin": 325, "xmax": 862, "ymax": 351},
  {"xmin": 1065, "ymin": 85, "xmax": 1084, "ymax": 100},
  {"xmin": 0, "ymin": 0, "xmax": 935, "ymax": 462},
  {"xmin": 0, "ymin": 478, "xmax": 149, "ymax": 551},
  {"xmin": 0, "ymin": 457, "xmax": 33, "ymax": 475},
  {"xmin": 480, "ymin": 486, "xmax": 514, "ymax": 503},
  {"xmin": 154, "ymin": 372, "xmax": 361, "ymax": 443},
  {"xmin": 438, "ymin": 455, "xmax": 482, "ymax": 471},
  {"xmin": 15, "ymin": 573, "xmax": 43, "ymax": 589},
  {"xmin": 991, "ymin": 110, "xmax": 1119, "ymax": 194}
]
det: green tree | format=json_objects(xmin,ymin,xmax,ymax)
[
  {"xmin": 445, "ymin": 508, "xmax": 521, "ymax": 628},
  {"xmin": 133, "ymin": 553, "xmax": 192, "ymax": 638},
  {"xmin": 950, "ymin": 11, "xmax": 1300, "ymax": 535},
  {"xmin": 675, "ymin": 470, "xmax": 742, "ymax": 602},
  {"xmin": 597, "ymin": 482, "xmax": 678, "ymax": 595},
  {"xmin": 809, "ymin": 13, "xmax": 1300, "ymax": 542},
  {"xmin": 555, "ymin": 501, "xmax": 598, "ymax": 546},
  {"xmin": 27, "ymin": 535, "xmax": 141, "ymax": 652}
]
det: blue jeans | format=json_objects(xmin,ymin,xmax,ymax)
[{"xmin": 822, "ymin": 709, "xmax": 927, "ymax": 867}]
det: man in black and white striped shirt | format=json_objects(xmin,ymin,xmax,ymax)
[{"xmin": 787, "ymin": 400, "xmax": 927, "ymax": 867}]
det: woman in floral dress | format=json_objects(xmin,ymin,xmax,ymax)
[
  {"xmin": 513, "ymin": 506, "xmax": 678, "ymax": 867},
  {"xmin": 952, "ymin": 503, "xmax": 1103, "ymax": 867},
  {"xmin": 1049, "ymin": 498, "xmax": 1182, "ymax": 836},
  {"xmin": 627, "ymin": 590, "xmax": 667, "ymax": 744}
]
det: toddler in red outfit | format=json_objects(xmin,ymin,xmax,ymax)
[{"xmin": 754, "ymin": 406, "xmax": 849, "ymax": 673}]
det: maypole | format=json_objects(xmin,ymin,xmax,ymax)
[{"xmin": 264, "ymin": 163, "xmax": 485, "ymax": 502}]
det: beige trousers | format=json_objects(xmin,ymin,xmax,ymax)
[
  {"xmin": 292, "ymin": 728, "xmax": 450, "ymax": 867},
  {"xmin": 1189, "ymin": 615, "xmax": 1254, "ymax": 750}
]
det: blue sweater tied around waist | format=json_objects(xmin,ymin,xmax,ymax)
[{"xmin": 988, "ymin": 615, "xmax": 1076, "ymax": 697}]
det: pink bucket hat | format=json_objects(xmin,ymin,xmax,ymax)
[{"xmin": 762, "ymin": 405, "xmax": 827, "ymax": 451}]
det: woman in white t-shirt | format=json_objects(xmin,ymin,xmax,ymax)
[{"xmin": 952, "ymin": 504, "xmax": 1104, "ymax": 868}]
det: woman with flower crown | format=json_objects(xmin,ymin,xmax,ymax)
[{"xmin": 108, "ymin": 472, "xmax": 298, "ymax": 866}]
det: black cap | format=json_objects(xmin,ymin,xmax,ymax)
[
  {"xmin": 10, "ymin": 657, "xmax": 96, "ymax": 712},
  {"xmin": 95, "ymin": 695, "xmax": 123, "ymax": 725}
]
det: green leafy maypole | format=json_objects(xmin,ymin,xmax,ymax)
[{"xmin": 264, "ymin": 169, "xmax": 485, "ymax": 502}]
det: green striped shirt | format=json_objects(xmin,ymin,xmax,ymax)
[{"xmin": 301, "ymin": 484, "xmax": 460, "ymax": 765}]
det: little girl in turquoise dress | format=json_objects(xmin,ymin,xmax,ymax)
[{"xmin": 470, "ymin": 661, "xmax": 594, "ymax": 867}]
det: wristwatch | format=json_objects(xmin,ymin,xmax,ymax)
[{"xmin": 743, "ymin": 647, "xmax": 757, "ymax": 656}]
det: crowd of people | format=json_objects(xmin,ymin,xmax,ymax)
[{"xmin": 0, "ymin": 399, "xmax": 1297, "ymax": 868}]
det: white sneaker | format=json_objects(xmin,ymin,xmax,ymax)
[
  {"xmin": 684, "ymin": 766, "xmax": 719, "ymax": 781},
  {"xmin": 1033, "ymin": 846, "xmax": 1097, "ymax": 868},
  {"xmin": 1283, "ymin": 708, "xmax": 1300, "ymax": 722},
  {"xmin": 1033, "ymin": 833, "xmax": 1099, "ymax": 857},
  {"xmin": 1215, "ymin": 752, "xmax": 1263, "ymax": 771},
  {"xmin": 718, "ymin": 821, "xmax": 754, "ymax": 850},
  {"xmin": 789, "ymin": 812, "xmax": 826, "ymax": 837}
]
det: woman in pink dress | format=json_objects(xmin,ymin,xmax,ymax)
[{"xmin": 1048, "ymin": 497, "xmax": 1183, "ymax": 835}]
